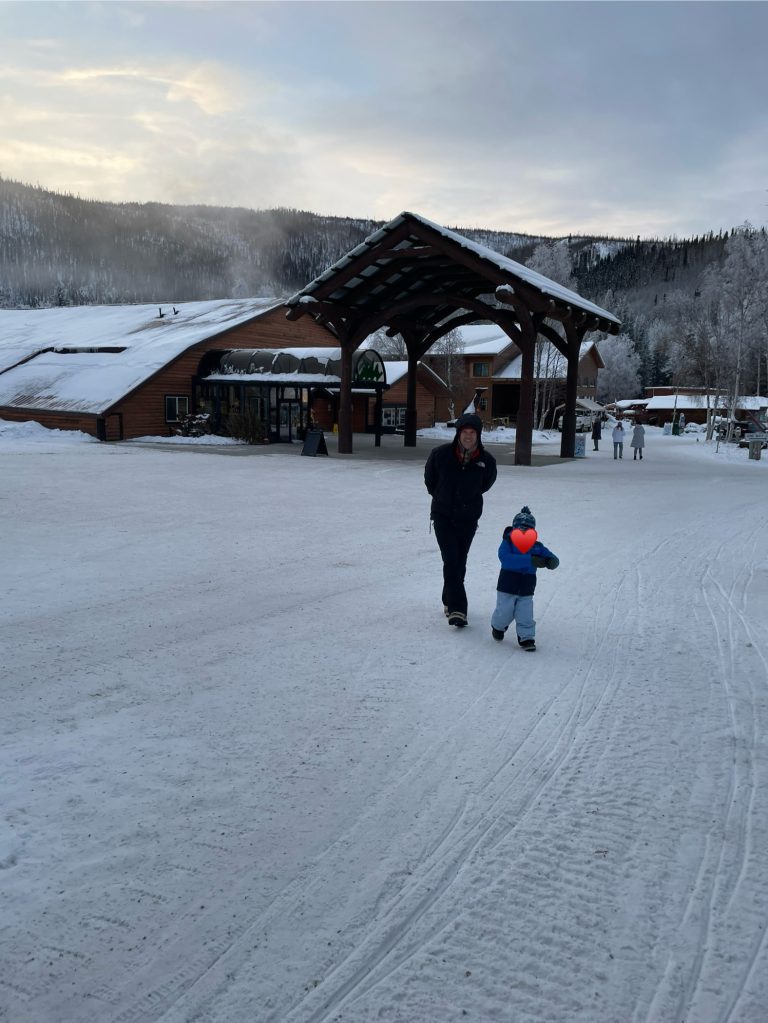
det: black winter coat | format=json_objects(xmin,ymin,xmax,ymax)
[{"xmin": 424, "ymin": 442, "xmax": 498, "ymax": 523}]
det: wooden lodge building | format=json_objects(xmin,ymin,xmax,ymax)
[
  {"xmin": 0, "ymin": 212, "xmax": 620, "ymax": 462},
  {"xmin": 0, "ymin": 300, "xmax": 448, "ymax": 442},
  {"xmin": 429, "ymin": 323, "xmax": 605, "ymax": 426}
]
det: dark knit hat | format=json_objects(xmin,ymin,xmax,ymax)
[
  {"xmin": 512, "ymin": 505, "xmax": 536, "ymax": 530},
  {"xmin": 455, "ymin": 412, "xmax": 483, "ymax": 436}
]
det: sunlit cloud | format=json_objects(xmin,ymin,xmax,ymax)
[
  {"xmin": 0, "ymin": 1, "xmax": 766, "ymax": 235},
  {"xmin": 3, "ymin": 138, "xmax": 137, "ymax": 177},
  {"xmin": 59, "ymin": 63, "xmax": 243, "ymax": 116}
]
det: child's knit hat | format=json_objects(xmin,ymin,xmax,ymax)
[{"xmin": 512, "ymin": 505, "xmax": 536, "ymax": 530}]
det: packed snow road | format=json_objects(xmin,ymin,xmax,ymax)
[{"xmin": 1, "ymin": 426, "xmax": 767, "ymax": 1022}]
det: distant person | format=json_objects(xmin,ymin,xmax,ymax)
[
  {"xmin": 424, "ymin": 413, "xmax": 497, "ymax": 628},
  {"xmin": 591, "ymin": 416, "xmax": 602, "ymax": 451},
  {"xmin": 631, "ymin": 422, "xmax": 645, "ymax": 460},
  {"xmin": 678, "ymin": 413, "xmax": 686, "ymax": 433},
  {"xmin": 612, "ymin": 421, "xmax": 625, "ymax": 459},
  {"xmin": 490, "ymin": 505, "xmax": 559, "ymax": 652}
]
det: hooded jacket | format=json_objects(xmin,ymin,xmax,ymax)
[
  {"xmin": 496, "ymin": 526, "xmax": 559, "ymax": 596},
  {"xmin": 424, "ymin": 413, "xmax": 498, "ymax": 523}
]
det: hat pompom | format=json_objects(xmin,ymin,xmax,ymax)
[{"xmin": 512, "ymin": 505, "xmax": 536, "ymax": 530}]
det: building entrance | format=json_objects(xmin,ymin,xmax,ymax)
[{"xmin": 277, "ymin": 400, "xmax": 302, "ymax": 442}]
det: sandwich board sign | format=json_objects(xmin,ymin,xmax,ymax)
[{"xmin": 301, "ymin": 429, "xmax": 329, "ymax": 456}]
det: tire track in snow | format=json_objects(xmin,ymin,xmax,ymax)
[
  {"xmin": 108, "ymin": 574, "xmax": 629, "ymax": 1023},
  {"xmin": 268, "ymin": 570, "xmax": 642, "ymax": 1022},
  {"xmin": 167, "ymin": 532, "xmax": 684, "ymax": 1023},
  {"xmin": 44, "ymin": 616, "xmax": 533, "ymax": 1023},
  {"xmin": 681, "ymin": 536, "xmax": 767, "ymax": 1023},
  {"xmin": 643, "ymin": 523, "xmax": 768, "ymax": 1023},
  {"xmin": 299, "ymin": 527, "xmax": 761, "ymax": 1023},
  {"xmin": 39, "ymin": 515, "xmax": 766, "ymax": 1023}
]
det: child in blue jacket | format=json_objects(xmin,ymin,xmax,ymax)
[{"xmin": 491, "ymin": 506, "xmax": 559, "ymax": 651}]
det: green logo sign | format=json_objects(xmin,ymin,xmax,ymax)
[{"xmin": 355, "ymin": 359, "xmax": 384, "ymax": 383}]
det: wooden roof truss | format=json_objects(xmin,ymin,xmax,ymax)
[{"xmin": 286, "ymin": 212, "xmax": 620, "ymax": 463}]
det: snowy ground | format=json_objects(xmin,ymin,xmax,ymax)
[{"xmin": 2, "ymin": 420, "xmax": 767, "ymax": 1023}]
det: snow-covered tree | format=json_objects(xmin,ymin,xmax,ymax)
[
  {"xmin": 424, "ymin": 327, "xmax": 466, "ymax": 418},
  {"xmin": 700, "ymin": 225, "xmax": 768, "ymax": 439},
  {"xmin": 368, "ymin": 327, "xmax": 408, "ymax": 359},
  {"xmin": 595, "ymin": 332, "xmax": 641, "ymax": 402},
  {"xmin": 527, "ymin": 241, "xmax": 575, "ymax": 427}
]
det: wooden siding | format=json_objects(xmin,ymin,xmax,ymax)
[
  {"xmin": 0, "ymin": 406, "xmax": 100, "ymax": 436},
  {"xmin": 383, "ymin": 377, "xmax": 438, "ymax": 429},
  {"xmin": 1, "ymin": 304, "xmax": 448, "ymax": 440},
  {"xmin": 111, "ymin": 306, "xmax": 338, "ymax": 439},
  {"xmin": 309, "ymin": 393, "xmax": 376, "ymax": 434}
]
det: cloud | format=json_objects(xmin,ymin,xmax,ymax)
[
  {"xmin": 1, "ymin": 0, "xmax": 767, "ymax": 235},
  {"xmin": 59, "ymin": 62, "xmax": 245, "ymax": 116}
]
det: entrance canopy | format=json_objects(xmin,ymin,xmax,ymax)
[
  {"xmin": 208, "ymin": 347, "xmax": 386, "ymax": 386},
  {"xmin": 201, "ymin": 347, "xmax": 389, "ymax": 445},
  {"xmin": 285, "ymin": 211, "xmax": 620, "ymax": 463}
]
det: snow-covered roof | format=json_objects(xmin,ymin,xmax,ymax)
[
  {"xmin": 641, "ymin": 393, "xmax": 767, "ymax": 412},
  {"xmin": 410, "ymin": 214, "xmax": 620, "ymax": 324},
  {"xmin": 615, "ymin": 398, "xmax": 649, "ymax": 408},
  {"xmin": 735, "ymin": 395, "xmax": 768, "ymax": 410},
  {"xmin": 288, "ymin": 211, "xmax": 620, "ymax": 330},
  {"xmin": 0, "ymin": 299, "xmax": 282, "ymax": 414},
  {"xmin": 383, "ymin": 360, "xmax": 449, "ymax": 391},
  {"xmin": 495, "ymin": 340, "xmax": 600, "ymax": 380},
  {"xmin": 645, "ymin": 394, "xmax": 729, "ymax": 411},
  {"xmin": 576, "ymin": 397, "xmax": 605, "ymax": 412},
  {"xmin": 459, "ymin": 325, "xmax": 520, "ymax": 357},
  {"xmin": 458, "ymin": 324, "xmax": 517, "ymax": 352}
]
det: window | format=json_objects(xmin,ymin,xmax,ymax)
[
  {"xmin": 165, "ymin": 395, "xmax": 189, "ymax": 422},
  {"xmin": 478, "ymin": 397, "xmax": 488, "ymax": 411},
  {"xmin": 472, "ymin": 362, "xmax": 490, "ymax": 377},
  {"xmin": 383, "ymin": 407, "xmax": 407, "ymax": 428}
]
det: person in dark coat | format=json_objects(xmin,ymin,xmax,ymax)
[
  {"xmin": 591, "ymin": 416, "xmax": 602, "ymax": 451},
  {"xmin": 424, "ymin": 412, "xmax": 497, "ymax": 628},
  {"xmin": 631, "ymin": 422, "xmax": 645, "ymax": 459}
]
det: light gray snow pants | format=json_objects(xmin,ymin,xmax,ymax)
[{"xmin": 491, "ymin": 592, "xmax": 535, "ymax": 640}]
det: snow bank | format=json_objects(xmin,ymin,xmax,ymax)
[{"xmin": 0, "ymin": 418, "xmax": 98, "ymax": 446}]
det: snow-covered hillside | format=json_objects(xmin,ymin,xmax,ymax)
[{"xmin": 1, "ymin": 423, "xmax": 767, "ymax": 1022}]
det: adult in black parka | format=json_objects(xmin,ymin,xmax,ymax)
[
  {"xmin": 591, "ymin": 415, "xmax": 602, "ymax": 450},
  {"xmin": 424, "ymin": 413, "xmax": 497, "ymax": 627}
]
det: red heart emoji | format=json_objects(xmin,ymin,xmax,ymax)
[{"xmin": 510, "ymin": 528, "xmax": 537, "ymax": 553}]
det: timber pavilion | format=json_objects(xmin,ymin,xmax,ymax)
[{"xmin": 286, "ymin": 212, "xmax": 620, "ymax": 464}]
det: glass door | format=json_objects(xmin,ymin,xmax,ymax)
[{"xmin": 277, "ymin": 401, "xmax": 302, "ymax": 441}]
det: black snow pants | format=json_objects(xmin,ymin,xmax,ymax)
[{"xmin": 432, "ymin": 515, "xmax": 478, "ymax": 617}]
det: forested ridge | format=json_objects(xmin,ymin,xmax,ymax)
[
  {"xmin": 2, "ymin": 176, "xmax": 766, "ymax": 397},
  {"xmin": 1, "ymin": 175, "xmax": 726, "ymax": 311}
]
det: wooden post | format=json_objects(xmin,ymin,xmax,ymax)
[
  {"xmin": 404, "ymin": 349, "xmax": 419, "ymax": 446},
  {"xmin": 560, "ymin": 336, "xmax": 578, "ymax": 459},
  {"xmin": 374, "ymin": 387, "xmax": 383, "ymax": 447},
  {"xmin": 560, "ymin": 323, "xmax": 587, "ymax": 458},
  {"xmin": 515, "ymin": 339, "xmax": 535, "ymax": 466},
  {"xmin": 339, "ymin": 346, "xmax": 353, "ymax": 454}
]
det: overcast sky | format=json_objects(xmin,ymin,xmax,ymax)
[{"xmin": 1, "ymin": 0, "xmax": 767, "ymax": 239}]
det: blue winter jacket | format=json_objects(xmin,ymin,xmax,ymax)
[{"xmin": 496, "ymin": 526, "xmax": 559, "ymax": 596}]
